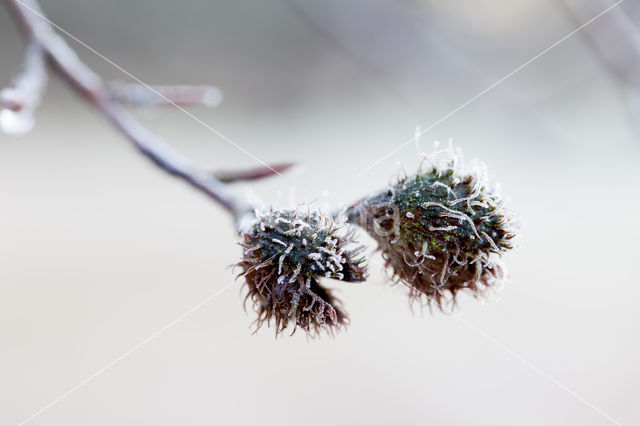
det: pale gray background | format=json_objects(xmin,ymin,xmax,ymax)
[{"xmin": 1, "ymin": 1, "xmax": 638, "ymax": 425}]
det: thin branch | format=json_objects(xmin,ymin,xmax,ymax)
[
  {"xmin": 1, "ymin": 39, "xmax": 47, "ymax": 111},
  {"xmin": 0, "ymin": 38, "xmax": 47, "ymax": 134},
  {"xmin": 214, "ymin": 163, "xmax": 295, "ymax": 183},
  {"xmin": 3, "ymin": 0, "xmax": 252, "ymax": 220},
  {"xmin": 108, "ymin": 81, "xmax": 223, "ymax": 108}
]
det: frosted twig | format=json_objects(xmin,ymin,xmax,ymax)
[
  {"xmin": 3, "ymin": 0, "xmax": 251, "ymax": 219},
  {"xmin": 108, "ymin": 81, "xmax": 223, "ymax": 108},
  {"xmin": 0, "ymin": 39, "xmax": 47, "ymax": 135}
]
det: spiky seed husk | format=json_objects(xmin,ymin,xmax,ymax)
[
  {"xmin": 348, "ymin": 147, "xmax": 517, "ymax": 309},
  {"xmin": 236, "ymin": 208, "xmax": 367, "ymax": 336}
]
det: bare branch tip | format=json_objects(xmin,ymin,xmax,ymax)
[
  {"xmin": 108, "ymin": 81, "xmax": 223, "ymax": 109},
  {"xmin": 214, "ymin": 162, "xmax": 295, "ymax": 183},
  {"xmin": 1, "ymin": 38, "xmax": 47, "ymax": 136}
]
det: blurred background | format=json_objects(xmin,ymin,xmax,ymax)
[{"xmin": 1, "ymin": 0, "xmax": 639, "ymax": 425}]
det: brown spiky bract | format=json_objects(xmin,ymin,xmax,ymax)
[
  {"xmin": 237, "ymin": 208, "xmax": 367, "ymax": 336},
  {"xmin": 348, "ymin": 148, "xmax": 517, "ymax": 309}
]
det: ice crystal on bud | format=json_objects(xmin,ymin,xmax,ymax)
[
  {"xmin": 236, "ymin": 208, "xmax": 367, "ymax": 336},
  {"xmin": 348, "ymin": 145, "xmax": 518, "ymax": 308}
]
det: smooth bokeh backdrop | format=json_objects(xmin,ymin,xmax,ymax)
[{"xmin": 1, "ymin": 1, "xmax": 638, "ymax": 425}]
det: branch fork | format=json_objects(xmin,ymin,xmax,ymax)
[{"xmin": 2, "ymin": 0, "xmax": 289, "ymax": 223}]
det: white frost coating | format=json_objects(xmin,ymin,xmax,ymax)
[
  {"xmin": 422, "ymin": 201, "xmax": 460, "ymax": 215},
  {"xmin": 429, "ymin": 225, "xmax": 457, "ymax": 232},
  {"xmin": 288, "ymin": 291, "xmax": 301, "ymax": 316},
  {"xmin": 469, "ymin": 253, "xmax": 487, "ymax": 265},
  {"xmin": 439, "ymin": 253, "xmax": 450, "ymax": 285},
  {"xmin": 440, "ymin": 212, "xmax": 480, "ymax": 240},
  {"xmin": 271, "ymin": 238, "xmax": 287, "ymax": 247},
  {"xmin": 326, "ymin": 261, "xmax": 336, "ymax": 273},
  {"xmin": 292, "ymin": 219, "xmax": 312, "ymax": 229},
  {"xmin": 0, "ymin": 109, "xmax": 34, "ymax": 136},
  {"xmin": 283, "ymin": 227, "xmax": 301, "ymax": 236},
  {"xmin": 421, "ymin": 241, "xmax": 430, "ymax": 255},
  {"xmin": 278, "ymin": 254, "xmax": 285, "ymax": 275},
  {"xmin": 289, "ymin": 263, "xmax": 302, "ymax": 283},
  {"xmin": 274, "ymin": 217, "xmax": 292, "ymax": 225},
  {"xmin": 482, "ymin": 199, "xmax": 506, "ymax": 219},
  {"xmin": 318, "ymin": 247, "xmax": 335, "ymax": 256},
  {"xmin": 403, "ymin": 252, "xmax": 426, "ymax": 267},
  {"xmin": 431, "ymin": 181, "xmax": 456, "ymax": 196},
  {"xmin": 481, "ymin": 231, "xmax": 501, "ymax": 252},
  {"xmin": 470, "ymin": 201, "xmax": 490, "ymax": 211},
  {"xmin": 452, "ymin": 253, "xmax": 466, "ymax": 266},
  {"xmin": 422, "ymin": 201, "xmax": 480, "ymax": 239},
  {"xmin": 244, "ymin": 244, "xmax": 262, "ymax": 253}
]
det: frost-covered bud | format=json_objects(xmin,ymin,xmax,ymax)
[
  {"xmin": 236, "ymin": 208, "xmax": 367, "ymax": 336},
  {"xmin": 348, "ymin": 146, "xmax": 517, "ymax": 308}
]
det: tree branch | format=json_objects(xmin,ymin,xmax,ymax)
[
  {"xmin": 108, "ymin": 81, "xmax": 223, "ymax": 108},
  {"xmin": 3, "ymin": 0, "xmax": 253, "ymax": 220},
  {"xmin": 213, "ymin": 162, "xmax": 295, "ymax": 183},
  {"xmin": 0, "ymin": 38, "xmax": 47, "ymax": 134}
]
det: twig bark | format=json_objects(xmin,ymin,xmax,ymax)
[
  {"xmin": 214, "ymin": 163, "xmax": 294, "ymax": 183},
  {"xmin": 3, "ymin": 0, "xmax": 253, "ymax": 220},
  {"xmin": 0, "ymin": 38, "xmax": 47, "ymax": 134},
  {"xmin": 108, "ymin": 81, "xmax": 223, "ymax": 108},
  {"xmin": 0, "ymin": 38, "xmax": 47, "ymax": 112}
]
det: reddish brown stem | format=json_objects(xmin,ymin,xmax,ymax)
[{"xmin": 214, "ymin": 163, "xmax": 295, "ymax": 183}]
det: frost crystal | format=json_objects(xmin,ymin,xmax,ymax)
[
  {"xmin": 236, "ymin": 208, "xmax": 367, "ymax": 336},
  {"xmin": 348, "ymin": 145, "xmax": 518, "ymax": 309}
]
